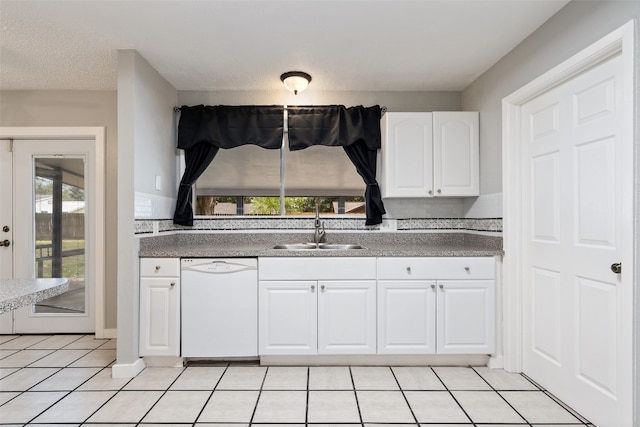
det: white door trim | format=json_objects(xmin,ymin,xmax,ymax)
[
  {"xmin": 502, "ymin": 18, "xmax": 635, "ymax": 416},
  {"xmin": 0, "ymin": 127, "xmax": 106, "ymax": 338}
]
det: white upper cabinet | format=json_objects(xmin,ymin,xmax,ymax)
[
  {"xmin": 380, "ymin": 111, "xmax": 479, "ymax": 198},
  {"xmin": 433, "ymin": 111, "xmax": 479, "ymax": 196},
  {"xmin": 380, "ymin": 112, "xmax": 434, "ymax": 197}
]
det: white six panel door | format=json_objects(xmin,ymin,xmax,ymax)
[{"xmin": 521, "ymin": 53, "xmax": 627, "ymax": 426}]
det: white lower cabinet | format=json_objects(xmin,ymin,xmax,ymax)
[
  {"xmin": 259, "ymin": 280, "xmax": 318, "ymax": 355},
  {"xmin": 258, "ymin": 257, "xmax": 377, "ymax": 355},
  {"xmin": 378, "ymin": 280, "xmax": 437, "ymax": 354},
  {"xmin": 436, "ymin": 280, "xmax": 495, "ymax": 354},
  {"xmin": 139, "ymin": 258, "xmax": 180, "ymax": 357},
  {"xmin": 377, "ymin": 257, "xmax": 495, "ymax": 355},
  {"xmin": 317, "ymin": 280, "xmax": 376, "ymax": 354}
]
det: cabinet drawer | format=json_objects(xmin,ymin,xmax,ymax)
[
  {"xmin": 377, "ymin": 257, "xmax": 494, "ymax": 280},
  {"xmin": 140, "ymin": 258, "xmax": 180, "ymax": 277},
  {"xmin": 259, "ymin": 257, "xmax": 376, "ymax": 280}
]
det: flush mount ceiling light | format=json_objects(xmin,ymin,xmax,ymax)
[{"xmin": 280, "ymin": 71, "xmax": 312, "ymax": 95}]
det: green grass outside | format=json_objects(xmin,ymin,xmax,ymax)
[{"xmin": 35, "ymin": 239, "xmax": 85, "ymax": 279}]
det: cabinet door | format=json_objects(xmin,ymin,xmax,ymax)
[
  {"xmin": 381, "ymin": 112, "xmax": 434, "ymax": 197},
  {"xmin": 378, "ymin": 280, "xmax": 436, "ymax": 354},
  {"xmin": 436, "ymin": 280, "xmax": 494, "ymax": 354},
  {"xmin": 433, "ymin": 111, "xmax": 479, "ymax": 196},
  {"xmin": 139, "ymin": 277, "xmax": 180, "ymax": 356},
  {"xmin": 318, "ymin": 280, "xmax": 376, "ymax": 354},
  {"xmin": 259, "ymin": 281, "xmax": 317, "ymax": 355}
]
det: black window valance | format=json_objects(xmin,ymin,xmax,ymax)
[
  {"xmin": 287, "ymin": 105, "xmax": 382, "ymax": 151},
  {"xmin": 177, "ymin": 105, "xmax": 284, "ymax": 150},
  {"xmin": 173, "ymin": 104, "xmax": 385, "ymax": 226}
]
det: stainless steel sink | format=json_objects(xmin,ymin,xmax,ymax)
[
  {"xmin": 270, "ymin": 243, "xmax": 317, "ymax": 250},
  {"xmin": 270, "ymin": 243, "xmax": 366, "ymax": 250},
  {"xmin": 317, "ymin": 243, "xmax": 366, "ymax": 250}
]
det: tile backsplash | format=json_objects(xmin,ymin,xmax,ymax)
[{"xmin": 134, "ymin": 216, "xmax": 502, "ymax": 235}]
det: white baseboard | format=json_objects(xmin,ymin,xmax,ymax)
[
  {"xmin": 260, "ymin": 354, "xmax": 489, "ymax": 366},
  {"xmin": 111, "ymin": 358, "xmax": 146, "ymax": 378},
  {"xmin": 488, "ymin": 355, "xmax": 505, "ymax": 370},
  {"xmin": 101, "ymin": 328, "xmax": 117, "ymax": 339},
  {"xmin": 143, "ymin": 356, "xmax": 184, "ymax": 367}
]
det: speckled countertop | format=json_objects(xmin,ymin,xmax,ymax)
[
  {"xmin": 139, "ymin": 232, "xmax": 503, "ymax": 258},
  {"xmin": 0, "ymin": 278, "xmax": 69, "ymax": 314}
]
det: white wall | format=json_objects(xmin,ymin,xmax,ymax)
[
  {"xmin": 116, "ymin": 50, "xmax": 177, "ymax": 372},
  {"xmin": 134, "ymin": 60, "xmax": 179, "ymax": 219},
  {"xmin": 0, "ymin": 90, "xmax": 119, "ymax": 329},
  {"xmin": 463, "ymin": 0, "xmax": 640, "ymax": 195}
]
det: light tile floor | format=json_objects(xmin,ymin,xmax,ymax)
[{"xmin": 0, "ymin": 334, "xmax": 594, "ymax": 426}]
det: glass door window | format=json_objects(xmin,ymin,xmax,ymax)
[{"xmin": 33, "ymin": 157, "xmax": 87, "ymax": 315}]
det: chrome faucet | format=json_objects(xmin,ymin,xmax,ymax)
[{"xmin": 313, "ymin": 203, "xmax": 326, "ymax": 245}]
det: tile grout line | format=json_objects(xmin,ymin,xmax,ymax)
[
  {"xmin": 542, "ymin": 389, "xmax": 592, "ymax": 425},
  {"xmin": 474, "ymin": 365, "xmax": 588, "ymax": 426},
  {"xmin": 0, "ymin": 337, "xmax": 70, "ymax": 417},
  {"xmin": 305, "ymin": 366, "xmax": 310, "ymax": 426},
  {"xmin": 470, "ymin": 366, "xmax": 533, "ymax": 426},
  {"xmin": 21, "ymin": 335, "xmax": 119, "ymax": 425},
  {"xmin": 65, "ymin": 336, "xmax": 133, "ymax": 425},
  {"xmin": 192, "ymin": 362, "xmax": 229, "ymax": 424},
  {"xmin": 0, "ymin": 334, "xmax": 117, "ymax": 414},
  {"xmin": 248, "ymin": 365, "xmax": 268, "ymax": 426},
  {"xmin": 133, "ymin": 362, "xmax": 189, "ymax": 424},
  {"xmin": 430, "ymin": 366, "xmax": 475, "ymax": 426},
  {"xmin": 348, "ymin": 366, "xmax": 365, "ymax": 427},
  {"xmin": 389, "ymin": 366, "xmax": 419, "ymax": 426}
]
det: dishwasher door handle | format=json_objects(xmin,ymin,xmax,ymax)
[{"xmin": 184, "ymin": 261, "xmax": 257, "ymax": 274}]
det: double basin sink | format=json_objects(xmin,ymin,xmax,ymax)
[{"xmin": 271, "ymin": 243, "xmax": 366, "ymax": 251}]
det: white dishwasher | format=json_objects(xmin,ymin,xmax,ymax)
[{"xmin": 181, "ymin": 258, "xmax": 258, "ymax": 358}]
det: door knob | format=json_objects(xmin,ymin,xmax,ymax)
[
  {"xmin": 2, "ymin": 226, "xmax": 8, "ymax": 232},
  {"xmin": 611, "ymin": 263, "xmax": 621, "ymax": 274},
  {"xmin": 0, "ymin": 239, "xmax": 10, "ymax": 247}
]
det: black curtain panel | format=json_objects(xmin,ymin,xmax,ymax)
[
  {"xmin": 288, "ymin": 105, "xmax": 386, "ymax": 225},
  {"xmin": 343, "ymin": 140, "xmax": 386, "ymax": 225},
  {"xmin": 173, "ymin": 143, "xmax": 219, "ymax": 226},
  {"xmin": 173, "ymin": 105, "xmax": 284, "ymax": 226}
]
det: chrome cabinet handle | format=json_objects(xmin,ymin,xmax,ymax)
[
  {"xmin": 464, "ymin": 266, "xmax": 470, "ymax": 272},
  {"xmin": 431, "ymin": 284, "xmax": 435, "ymax": 289},
  {"xmin": 311, "ymin": 285, "xmax": 315, "ymax": 292},
  {"xmin": 611, "ymin": 263, "xmax": 621, "ymax": 274},
  {"xmin": 321, "ymin": 285, "xmax": 325, "ymax": 292},
  {"xmin": 170, "ymin": 282, "xmax": 175, "ymax": 287},
  {"xmin": 428, "ymin": 190, "xmax": 433, "ymax": 195},
  {"xmin": 155, "ymin": 265, "xmax": 161, "ymax": 272},
  {"xmin": 406, "ymin": 266, "xmax": 411, "ymax": 273},
  {"xmin": 437, "ymin": 189, "xmax": 442, "ymax": 194},
  {"xmin": 0, "ymin": 239, "xmax": 10, "ymax": 247},
  {"xmin": 439, "ymin": 284, "xmax": 444, "ymax": 289}
]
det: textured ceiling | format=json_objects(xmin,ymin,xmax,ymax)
[{"xmin": 0, "ymin": 0, "xmax": 570, "ymax": 92}]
